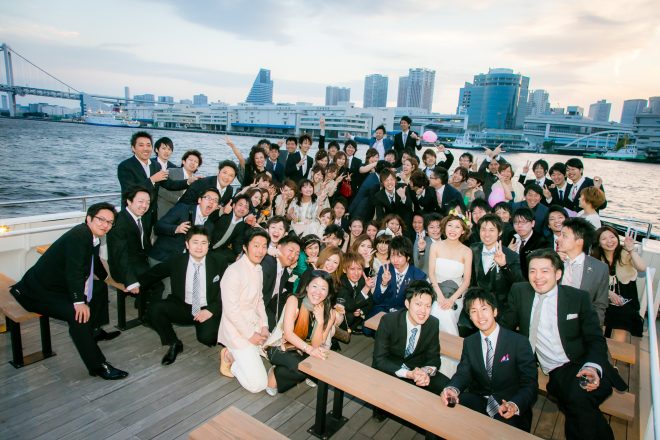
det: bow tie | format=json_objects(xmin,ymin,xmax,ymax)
[{"xmin": 482, "ymin": 248, "xmax": 496, "ymax": 257}]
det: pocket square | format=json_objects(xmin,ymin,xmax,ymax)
[
  {"xmin": 212, "ymin": 275, "xmax": 220, "ymax": 282},
  {"xmin": 566, "ymin": 313, "xmax": 578, "ymax": 320},
  {"xmin": 500, "ymin": 354, "xmax": 510, "ymax": 362}
]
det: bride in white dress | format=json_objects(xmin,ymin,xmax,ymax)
[{"xmin": 427, "ymin": 213, "xmax": 472, "ymax": 377}]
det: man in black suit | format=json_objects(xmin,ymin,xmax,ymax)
[
  {"xmin": 260, "ymin": 234, "xmax": 301, "ymax": 330},
  {"xmin": 471, "ymin": 214, "xmax": 524, "ymax": 313},
  {"xmin": 393, "ymin": 116, "xmax": 421, "ymax": 162},
  {"xmin": 177, "ymin": 160, "xmax": 238, "ymax": 207},
  {"xmin": 337, "ymin": 252, "xmax": 374, "ymax": 332},
  {"xmin": 209, "ymin": 193, "xmax": 252, "ymax": 264},
  {"xmin": 564, "ymin": 158, "xmax": 607, "ymax": 212},
  {"xmin": 420, "ymin": 145, "xmax": 454, "ymax": 178},
  {"xmin": 139, "ymin": 226, "xmax": 225, "ymax": 365},
  {"xmin": 10, "ymin": 203, "xmax": 128, "ymax": 380},
  {"xmin": 501, "ymin": 249, "xmax": 627, "ymax": 440},
  {"xmin": 543, "ymin": 162, "xmax": 571, "ymax": 208},
  {"xmin": 373, "ymin": 280, "xmax": 450, "ymax": 394},
  {"xmin": 419, "ymin": 166, "xmax": 465, "ymax": 216},
  {"xmin": 509, "ymin": 207, "xmax": 550, "ymax": 279},
  {"xmin": 517, "ymin": 158, "xmax": 553, "ymax": 189},
  {"xmin": 479, "ymin": 155, "xmax": 504, "ymax": 198},
  {"xmin": 557, "ymin": 217, "xmax": 609, "ymax": 325},
  {"xmin": 373, "ymin": 168, "xmax": 412, "ymax": 221},
  {"xmin": 117, "ymin": 131, "xmax": 190, "ymax": 216},
  {"xmin": 150, "ymin": 188, "xmax": 220, "ymax": 264},
  {"xmin": 277, "ymin": 136, "xmax": 297, "ymax": 167},
  {"xmin": 266, "ymin": 144, "xmax": 285, "ymax": 183},
  {"xmin": 285, "ymin": 133, "xmax": 314, "ymax": 181},
  {"xmin": 344, "ymin": 140, "xmax": 363, "ymax": 196},
  {"xmin": 442, "ymin": 288, "xmax": 537, "ymax": 431}
]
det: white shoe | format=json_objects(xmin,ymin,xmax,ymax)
[
  {"xmin": 305, "ymin": 378, "xmax": 317, "ymax": 388},
  {"xmin": 266, "ymin": 387, "xmax": 278, "ymax": 396}
]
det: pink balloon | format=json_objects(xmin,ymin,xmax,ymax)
[
  {"xmin": 422, "ymin": 130, "xmax": 438, "ymax": 143},
  {"xmin": 488, "ymin": 188, "xmax": 506, "ymax": 207}
]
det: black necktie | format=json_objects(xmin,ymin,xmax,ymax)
[{"xmin": 137, "ymin": 218, "xmax": 144, "ymax": 249}]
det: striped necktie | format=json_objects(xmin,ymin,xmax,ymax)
[
  {"xmin": 485, "ymin": 337, "xmax": 500, "ymax": 417},
  {"xmin": 191, "ymin": 263, "xmax": 202, "ymax": 316},
  {"xmin": 404, "ymin": 327, "xmax": 418, "ymax": 357}
]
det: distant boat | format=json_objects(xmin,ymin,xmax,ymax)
[
  {"xmin": 84, "ymin": 112, "xmax": 140, "ymax": 128},
  {"xmin": 451, "ymin": 131, "xmax": 482, "ymax": 150},
  {"xmin": 584, "ymin": 146, "xmax": 646, "ymax": 162}
]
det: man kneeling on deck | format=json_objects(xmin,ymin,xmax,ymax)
[
  {"xmin": 372, "ymin": 280, "xmax": 449, "ymax": 396},
  {"xmin": 441, "ymin": 287, "xmax": 537, "ymax": 431}
]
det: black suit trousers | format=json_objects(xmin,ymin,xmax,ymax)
[
  {"xmin": 267, "ymin": 347, "xmax": 308, "ymax": 393},
  {"xmin": 10, "ymin": 282, "xmax": 105, "ymax": 372},
  {"xmin": 459, "ymin": 392, "xmax": 532, "ymax": 432},
  {"xmin": 547, "ymin": 362, "xmax": 614, "ymax": 440},
  {"xmin": 148, "ymin": 298, "xmax": 220, "ymax": 347}
]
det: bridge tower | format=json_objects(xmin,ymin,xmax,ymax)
[{"xmin": 1, "ymin": 44, "xmax": 16, "ymax": 117}]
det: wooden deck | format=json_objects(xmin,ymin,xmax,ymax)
[{"xmin": 0, "ymin": 291, "xmax": 639, "ymax": 440}]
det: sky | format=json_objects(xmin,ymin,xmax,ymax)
[{"xmin": 1, "ymin": 0, "xmax": 659, "ymax": 122}]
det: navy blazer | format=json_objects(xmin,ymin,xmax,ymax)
[
  {"xmin": 370, "ymin": 264, "xmax": 427, "ymax": 316},
  {"xmin": 177, "ymin": 175, "xmax": 234, "ymax": 207},
  {"xmin": 150, "ymin": 203, "xmax": 218, "ymax": 262},
  {"xmin": 419, "ymin": 184, "xmax": 465, "ymax": 216},
  {"xmin": 511, "ymin": 201, "xmax": 550, "ymax": 236},
  {"xmin": 353, "ymin": 135, "xmax": 394, "ymax": 154},
  {"xmin": 265, "ymin": 159, "xmax": 285, "ymax": 183},
  {"xmin": 448, "ymin": 327, "xmax": 538, "ymax": 416},
  {"xmin": 117, "ymin": 156, "xmax": 188, "ymax": 208},
  {"xmin": 107, "ymin": 209, "xmax": 153, "ymax": 286},
  {"xmin": 284, "ymin": 151, "xmax": 314, "ymax": 181}
]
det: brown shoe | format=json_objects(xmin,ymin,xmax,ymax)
[{"xmin": 219, "ymin": 347, "xmax": 234, "ymax": 378}]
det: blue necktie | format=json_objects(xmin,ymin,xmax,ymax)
[{"xmin": 405, "ymin": 327, "xmax": 418, "ymax": 357}]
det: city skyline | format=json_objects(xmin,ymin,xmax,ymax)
[{"xmin": 1, "ymin": 0, "xmax": 659, "ymax": 121}]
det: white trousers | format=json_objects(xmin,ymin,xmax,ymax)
[{"xmin": 228, "ymin": 345, "xmax": 268, "ymax": 393}]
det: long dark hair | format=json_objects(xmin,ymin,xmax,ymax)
[
  {"xmin": 295, "ymin": 270, "xmax": 334, "ymax": 330},
  {"xmin": 294, "ymin": 179, "xmax": 318, "ymax": 204},
  {"xmin": 591, "ymin": 226, "xmax": 623, "ymax": 268}
]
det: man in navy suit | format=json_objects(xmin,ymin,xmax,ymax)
[
  {"xmin": 117, "ymin": 131, "xmax": 190, "ymax": 217},
  {"xmin": 348, "ymin": 124, "xmax": 393, "ymax": 160},
  {"xmin": 373, "ymin": 280, "xmax": 450, "ymax": 395},
  {"xmin": 501, "ymin": 249, "xmax": 627, "ymax": 440},
  {"xmin": 369, "ymin": 236, "xmax": 428, "ymax": 317},
  {"xmin": 419, "ymin": 166, "xmax": 465, "ymax": 216},
  {"xmin": 442, "ymin": 288, "xmax": 537, "ymax": 431},
  {"xmin": 511, "ymin": 184, "xmax": 549, "ymax": 236},
  {"xmin": 285, "ymin": 133, "xmax": 315, "ymax": 181},
  {"xmin": 564, "ymin": 158, "xmax": 607, "ymax": 212},
  {"xmin": 265, "ymin": 144, "xmax": 285, "ymax": 183}
]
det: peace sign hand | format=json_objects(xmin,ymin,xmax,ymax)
[
  {"xmin": 543, "ymin": 184, "xmax": 552, "ymax": 199},
  {"xmin": 493, "ymin": 241, "xmax": 507, "ymax": 267},
  {"xmin": 381, "ymin": 264, "xmax": 392, "ymax": 286},
  {"xmin": 522, "ymin": 160, "xmax": 531, "ymax": 175}
]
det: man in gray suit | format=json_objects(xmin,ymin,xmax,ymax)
[
  {"xmin": 413, "ymin": 213, "xmax": 443, "ymax": 276},
  {"xmin": 556, "ymin": 217, "xmax": 609, "ymax": 325},
  {"xmin": 157, "ymin": 150, "xmax": 203, "ymax": 219}
]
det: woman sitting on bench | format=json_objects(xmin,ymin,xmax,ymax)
[{"xmin": 264, "ymin": 270, "xmax": 337, "ymax": 396}]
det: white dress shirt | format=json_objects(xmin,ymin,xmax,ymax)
[
  {"xmin": 135, "ymin": 155, "xmax": 150, "ymax": 177},
  {"xmin": 561, "ymin": 252, "xmax": 585, "ymax": 289},
  {"xmin": 395, "ymin": 313, "xmax": 422, "ymax": 377},
  {"xmin": 194, "ymin": 205, "xmax": 208, "ymax": 226},
  {"xmin": 532, "ymin": 287, "xmax": 570, "ymax": 374},
  {"xmin": 185, "ymin": 256, "xmax": 207, "ymax": 308},
  {"xmin": 480, "ymin": 324, "xmax": 501, "ymax": 370}
]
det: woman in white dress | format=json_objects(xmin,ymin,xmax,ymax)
[
  {"xmin": 287, "ymin": 179, "xmax": 329, "ymax": 236},
  {"xmin": 491, "ymin": 162, "xmax": 525, "ymax": 203}
]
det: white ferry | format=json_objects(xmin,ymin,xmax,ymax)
[{"xmin": 84, "ymin": 112, "xmax": 141, "ymax": 128}]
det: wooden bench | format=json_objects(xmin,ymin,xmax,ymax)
[
  {"xmin": 38, "ymin": 244, "xmax": 141, "ymax": 331},
  {"xmin": 364, "ymin": 311, "xmax": 636, "ymax": 422},
  {"xmin": 0, "ymin": 273, "xmax": 55, "ymax": 368},
  {"xmin": 299, "ymin": 351, "xmax": 539, "ymax": 439},
  {"xmin": 188, "ymin": 406, "xmax": 287, "ymax": 440}
]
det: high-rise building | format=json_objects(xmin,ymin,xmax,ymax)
[
  {"xmin": 325, "ymin": 86, "xmax": 350, "ymax": 106},
  {"xmin": 363, "ymin": 74, "xmax": 388, "ymax": 108},
  {"xmin": 246, "ymin": 68, "xmax": 274, "ymax": 105},
  {"xmin": 648, "ymin": 96, "xmax": 660, "ymax": 114},
  {"xmin": 1, "ymin": 95, "xmax": 7, "ymax": 110},
  {"xmin": 588, "ymin": 99, "xmax": 611, "ymax": 122},
  {"xmin": 179, "ymin": 99, "xmax": 193, "ymax": 105},
  {"xmin": 567, "ymin": 106, "xmax": 584, "ymax": 116},
  {"xmin": 527, "ymin": 90, "xmax": 550, "ymax": 117},
  {"xmin": 397, "ymin": 68, "xmax": 435, "ymax": 112},
  {"xmin": 134, "ymin": 94, "xmax": 155, "ymax": 106},
  {"xmin": 124, "ymin": 86, "xmax": 130, "ymax": 100},
  {"xmin": 620, "ymin": 99, "xmax": 647, "ymax": 125},
  {"xmin": 158, "ymin": 96, "xmax": 174, "ymax": 104},
  {"xmin": 397, "ymin": 76, "xmax": 409, "ymax": 108},
  {"xmin": 193, "ymin": 94, "xmax": 208, "ymax": 106},
  {"xmin": 457, "ymin": 68, "xmax": 529, "ymax": 129}
]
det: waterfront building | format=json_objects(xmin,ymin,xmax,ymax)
[
  {"xmin": 124, "ymin": 86, "xmax": 130, "ymax": 100},
  {"xmin": 567, "ymin": 106, "xmax": 584, "ymax": 116},
  {"xmin": 588, "ymin": 99, "xmax": 611, "ymax": 122},
  {"xmin": 325, "ymin": 86, "xmax": 350, "ymax": 106},
  {"xmin": 193, "ymin": 94, "xmax": 208, "ymax": 106},
  {"xmin": 158, "ymin": 96, "xmax": 174, "ymax": 104},
  {"xmin": 649, "ymin": 96, "xmax": 660, "ymax": 114},
  {"xmin": 458, "ymin": 68, "xmax": 529, "ymax": 130},
  {"xmin": 245, "ymin": 68, "xmax": 273, "ymax": 105},
  {"xmin": 179, "ymin": 99, "xmax": 193, "ymax": 105},
  {"xmin": 527, "ymin": 89, "xmax": 550, "ymax": 117},
  {"xmin": 632, "ymin": 111, "xmax": 660, "ymax": 162},
  {"xmin": 397, "ymin": 68, "xmax": 435, "ymax": 112},
  {"xmin": 134, "ymin": 94, "xmax": 155, "ymax": 106},
  {"xmin": 621, "ymin": 99, "xmax": 647, "ymax": 125},
  {"xmin": 1, "ymin": 95, "xmax": 7, "ymax": 110},
  {"xmin": 363, "ymin": 74, "xmax": 388, "ymax": 108}
]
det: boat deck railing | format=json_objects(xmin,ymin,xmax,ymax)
[
  {"xmin": 601, "ymin": 214, "xmax": 657, "ymax": 241},
  {"xmin": 0, "ymin": 192, "xmax": 122, "ymax": 213},
  {"xmin": 644, "ymin": 267, "xmax": 660, "ymax": 439}
]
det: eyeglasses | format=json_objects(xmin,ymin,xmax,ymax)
[
  {"xmin": 202, "ymin": 196, "xmax": 220, "ymax": 203},
  {"xmin": 94, "ymin": 216, "xmax": 114, "ymax": 226}
]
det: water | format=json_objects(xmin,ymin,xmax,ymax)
[{"xmin": 1, "ymin": 118, "xmax": 658, "ymax": 233}]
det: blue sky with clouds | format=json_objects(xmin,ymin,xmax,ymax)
[{"xmin": 1, "ymin": 0, "xmax": 659, "ymax": 120}]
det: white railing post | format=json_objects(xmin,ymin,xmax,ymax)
[{"xmin": 645, "ymin": 268, "xmax": 660, "ymax": 440}]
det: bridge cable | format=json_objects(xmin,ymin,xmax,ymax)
[{"xmin": 8, "ymin": 46, "xmax": 81, "ymax": 93}]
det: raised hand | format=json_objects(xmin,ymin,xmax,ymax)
[
  {"xmin": 543, "ymin": 185, "xmax": 552, "ymax": 199},
  {"xmin": 175, "ymin": 221, "xmax": 192, "ymax": 234},
  {"xmin": 522, "ymin": 160, "xmax": 531, "ymax": 175},
  {"xmin": 319, "ymin": 117, "xmax": 325, "ymax": 130},
  {"xmin": 493, "ymin": 241, "xmax": 506, "ymax": 267},
  {"xmin": 593, "ymin": 176, "xmax": 603, "ymax": 188},
  {"xmin": 381, "ymin": 264, "xmax": 392, "ymax": 286},
  {"xmin": 623, "ymin": 230, "xmax": 635, "ymax": 252}
]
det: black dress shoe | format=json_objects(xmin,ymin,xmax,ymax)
[
  {"xmin": 94, "ymin": 329, "xmax": 121, "ymax": 342},
  {"xmin": 161, "ymin": 342, "xmax": 183, "ymax": 365},
  {"xmin": 90, "ymin": 362, "xmax": 129, "ymax": 380}
]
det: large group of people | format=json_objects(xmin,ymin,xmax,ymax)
[{"xmin": 10, "ymin": 116, "xmax": 645, "ymax": 440}]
